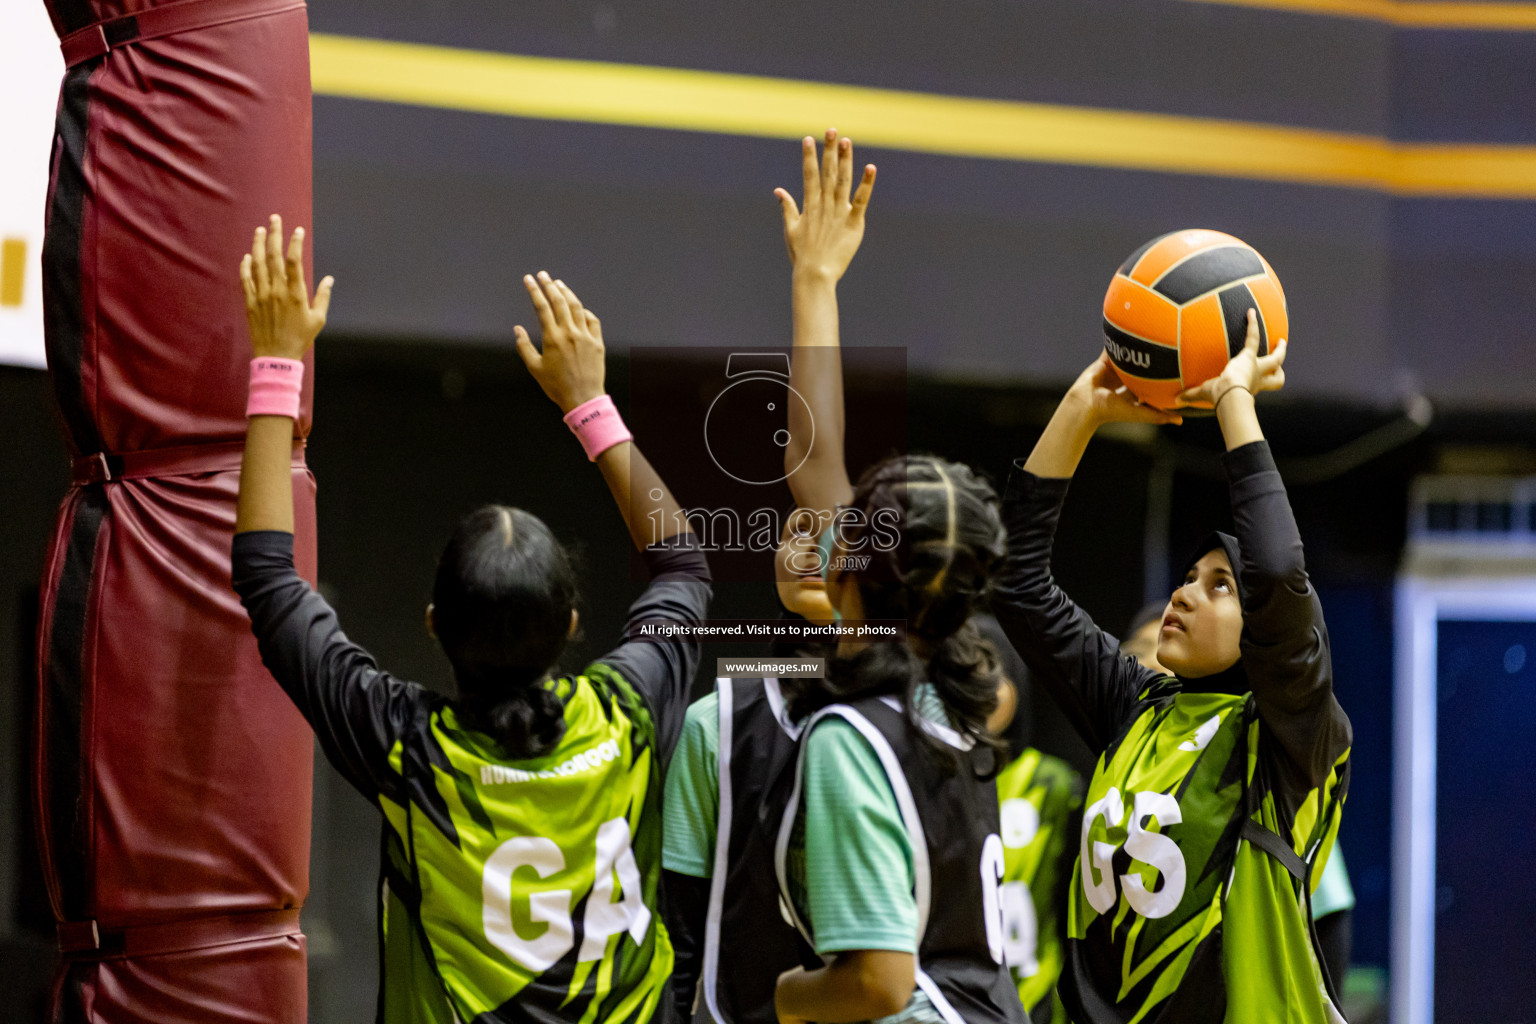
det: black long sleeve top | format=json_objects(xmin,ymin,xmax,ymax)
[
  {"xmin": 992, "ymin": 439, "xmax": 1350, "ymax": 820},
  {"xmin": 231, "ymin": 529, "xmax": 712, "ymax": 806}
]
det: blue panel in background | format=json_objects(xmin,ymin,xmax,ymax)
[
  {"xmin": 1434, "ymin": 618, "xmax": 1536, "ymax": 1024},
  {"xmin": 1318, "ymin": 584, "xmax": 1395, "ymax": 971}
]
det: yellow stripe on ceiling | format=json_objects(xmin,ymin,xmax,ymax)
[
  {"xmin": 308, "ymin": 33, "xmax": 1536, "ymax": 200},
  {"xmin": 1181, "ymin": 0, "xmax": 1536, "ymax": 29}
]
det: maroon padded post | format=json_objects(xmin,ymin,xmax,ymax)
[{"xmin": 34, "ymin": 1, "xmax": 319, "ymax": 1019}]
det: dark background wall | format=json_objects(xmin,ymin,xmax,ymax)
[
  {"xmin": 6, "ymin": 0, "xmax": 1536, "ymax": 1018},
  {"xmin": 298, "ymin": 0, "xmax": 1536, "ymax": 406}
]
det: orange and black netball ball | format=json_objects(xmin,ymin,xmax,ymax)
[{"xmin": 1102, "ymin": 229, "xmax": 1288, "ymax": 410}]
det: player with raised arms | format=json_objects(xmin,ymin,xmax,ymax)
[
  {"xmin": 771, "ymin": 450, "xmax": 1026, "ymax": 1024},
  {"xmin": 231, "ymin": 217, "xmax": 711, "ymax": 1024},
  {"xmin": 763, "ymin": 135, "xmax": 1020, "ymax": 1024},
  {"xmin": 763, "ymin": 130, "xmax": 1079, "ymax": 1024},
  {"xmin": 994, "ymin": 317, "xmax": 1351, "ymax": 1022},
  {"xmin": 663, "ymin": 128, "xmax": 876, "ymax": 1024}
]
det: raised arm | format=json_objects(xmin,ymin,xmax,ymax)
[
  {"xmin": 1021, "ymin": 354, "xmax": 1180, "ymax": 479},
  {"xmin": 1178, "ymin": 313, "xmax": 1350, "ymax": 797},
  {"xmin": 514, "ymin": 272, "xmax": 693, "ymax": 551},
  {"xmin": 235, "ymin": 215, "xmax": 331, "ymax": 535},
  {"xmin": 993, "ymin": 356, "xmax": 1178, "ymax": 750},
  {"xmin": 233, "ymin": 217, "xmax": 424, "ymax": 805},
  {"xmin": 774, "ymin": 129, "xmax": 875, "ymax": 524},
  {"xmin": 514, "ymin": 272, "xmax": 711, "ymax": 752}
]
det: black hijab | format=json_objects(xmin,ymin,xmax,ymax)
[{"xmin": 1170, "ymin": 531, "xmax": 1249, "ymax": 696}]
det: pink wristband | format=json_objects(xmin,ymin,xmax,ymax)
[
  {"xmin": 563, "ymin": 394, "xmax": 632, "ymax": 461},
  {"xmin": 247, "ymin": 357, "xmax": 305, "ymax": 418}
]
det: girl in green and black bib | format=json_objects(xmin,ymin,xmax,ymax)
[
  {"xmin": 232, "ymin": 222, "xmax": 711, "ymax": 1024},
  {"xmin": 994, "ymin": 315, "xmax": 1351, "ymax": 1023}
]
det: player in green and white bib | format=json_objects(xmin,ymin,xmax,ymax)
[
  {"xmin": 771, "ymin": 455, "xmax": 1027, "ymax": 1024},
  {"xmin": 233, "ymin": 263, "xmax": 711, "ymax": 1024},
  {"xmin": 994, "ymin": 318, "xmax": 1351, "ymax": 1023}
]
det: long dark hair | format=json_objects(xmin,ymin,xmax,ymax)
[
  {"xmin": 791, "ymin": 455, "xmax": 1008, "ymax": 767},
  {"xmin": 432, "ymin": 505, "xmax": 578, "ymax": 758}
]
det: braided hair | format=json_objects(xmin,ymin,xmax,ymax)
[
  {"xmin": 433, "ymin": 505, "xmax": 578, "ymax": 759},
  {"xmin": 791, "ymin": 455, "xmax": 1008, "ymax": 768}
]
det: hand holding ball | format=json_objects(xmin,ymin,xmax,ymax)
[{"xmin": 1101, "ymin": 229, "xmax": 1288, "ymax": 411}]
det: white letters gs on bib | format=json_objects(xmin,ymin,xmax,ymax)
[{"xmin": 1079, "ymin": 787, "xmax": 1186, "ymax": 919}]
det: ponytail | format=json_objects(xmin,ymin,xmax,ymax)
[
  {"xmin": 790, "ymin": 455, "xmax": 1008, "ymax": 769},
  {"xmin": 925, "ymin": 621, "xmax": 1004, "ymax": 760},
  {"xmin": 432, "ymin": 505, "xmax": 580, "ymax": 758},
  {"xmin": 795, "ymin": 624, "xmax": 1003, "ymax": 772},
  {"xmin": 454, "ymin": 667, "xmax": 567, "ymax": 759}
]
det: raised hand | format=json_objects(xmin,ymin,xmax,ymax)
[
  {"xmin": 239, "ymin": 214, "xmax": 333, "ymax": 360},
  {"xmin": 774, "ymin": 129, "xmax": 876, "ymax": 281},
  {"xmin": 1069, "ymin": 353, "xmax": 1184, "ymax": 428},
  {"xmin": 1176, "ymin": 309, "xmax": 1288, "ymax": 409},
  {"xmin": 514, "ymin": 271, "xmax": 607, "ymax": 414},
  {"xmin": 1024, "ymin": 349, "xmax": 1181, "ymax": 480}
]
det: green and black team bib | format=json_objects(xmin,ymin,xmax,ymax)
[
  {"xmin": 994, "ymin": 749, "xmax": 1082, "ymax": 1024},
  {"xmin": 377, "ymin": 663, "xmax": 672, "ymax": 1024},
  {"xmin": 773, "ymin": 696, "xmax": 1028, "ymax": 1024},
  {"xmin": 1061, "ymin": 683, "xmax": 1348, "ymax": 1024}
]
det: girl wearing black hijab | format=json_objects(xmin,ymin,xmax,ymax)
[{"xmin": 993, "ymin": 314, "xmax": 1350, "ymax": 1024}]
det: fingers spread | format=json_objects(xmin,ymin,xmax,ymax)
[
  {"xmin": 1243, "ymin": 308, "xmax": 1260, "ymax": 354},
  {"xmin": 513, "ymin": 324, "xmax": 542, "ymax": 370},
  {"xmin": 286, "ymin": 227, "xmax": 309, "ymax": 301},
  {"xmin": 1088, "ymin": 353, "xmax": 1121, "ymax": 386},
  {"xmin": 266, "ymin": 214, "xmax": 286, "ymax": 290},
  {"xmin": 240, "ymin": 254, "xmax": 257, "ymax": 310},
  {"xmin": 251, "ymin": 226, "xmax": 271, "ymax": 298},
  {"xmin": 1268, "ymin": 337, "xmax": 1289, "ymax": 367},
  {"xmin": 819, "ymin": 128, "xmax": 838, "ymax": 204},
  {"xmin": 313, "ymin": 275, "xmax": 334, "ymax": 323},
  {"xmin": 555, "ymin": 279, "xmax": 584, "ymax": 323},
  {"xmin": 775, "ymin": 187, "xmax": 800, "ymax": 224},
  {"xmin": 1128, "ymin": 400, "xmax": 1182, "ymax": 425},
  {"xmin": 1174, "ymin": 386, "xmax": 1209, "ymax": 406}
]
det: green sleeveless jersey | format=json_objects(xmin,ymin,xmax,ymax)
[
  {"xmin": 995, "ymin": 748, "xmax": 1082, "ymax": 1024},
  {"xmin": 1067, "ymin": 682, "xmax": 1348, "ymax": 1023},
  {"xmin": 996, "ymin": 444, "xmax": 1354, "ymax": 1024},
  {"xmin": 378, "ymin": 664, "xmax": 672, "ymax": 1024},
  {"xmin": 231, "ymin": 529, "xmax": 710, "ymax": 1024}
]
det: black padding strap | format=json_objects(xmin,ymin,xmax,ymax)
[{"xmin": 1241, "ymin": 819, "xmax": 1307, "ymax": 882}]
